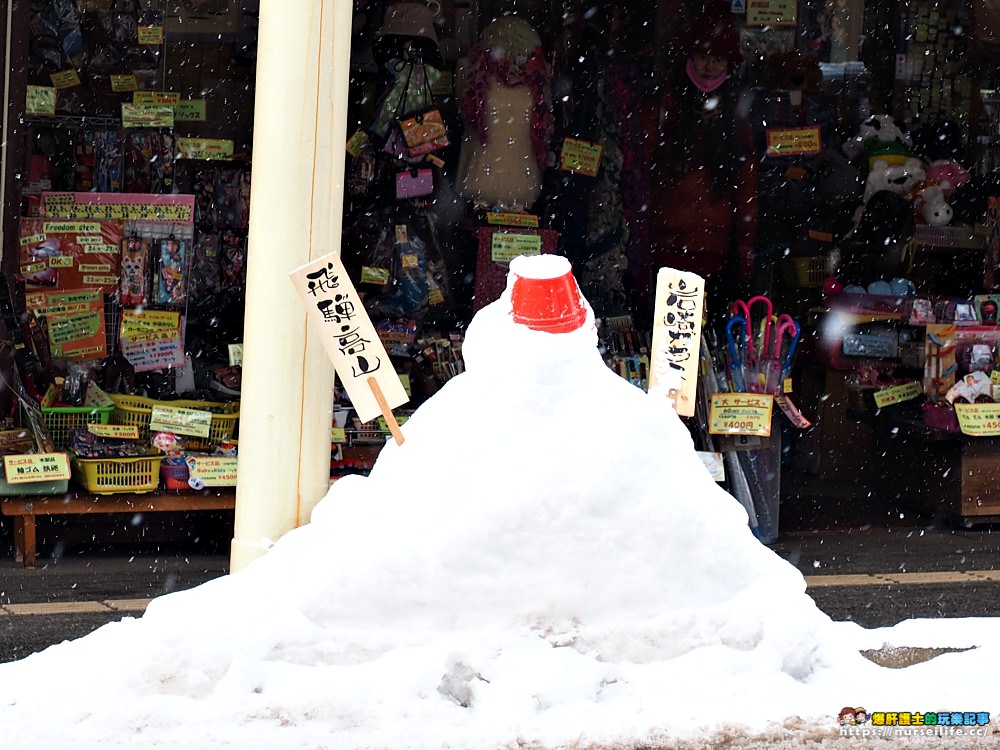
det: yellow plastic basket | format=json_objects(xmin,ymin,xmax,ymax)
[
  {"xmin": 71, "ymin": 451, "xmax": 164, "ymax": 495},
  {"xmin": 109, "ymin": 394, "xmax": 240, "ymax": 450},
  {"xmin": 783, "ymin": 256, "xmax": 828, "ymax": 288},
  {"xmin": 40, "ymin": 383, "xmax": 116, "ymax": 449}
]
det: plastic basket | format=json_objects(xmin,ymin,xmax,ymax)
[
  {"xmin": 40, "ymin": 384, "xmax": 115, "ymax": 449},
  {"xmin": 912, "ymin": 224, "xmax": 983, "ymax": 249},
  {"xmin": 71, "ymin": 450, "xmax": 164, "ymax": 495},
  {"xmin": 109, "ymin": 395, "xmax": 240, "ymax": 450},
  {"xmin": 160, "ymin": 460, "xmax": 191, "ymax": 491}
]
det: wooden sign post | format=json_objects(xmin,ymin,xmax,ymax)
[
  {"xmin": 649, "ymin": 267, "xmax": 705, "ymax": 417},
  {"xmin": 290, "ymin": 251, "xmax": 408, "ymax": 445}
]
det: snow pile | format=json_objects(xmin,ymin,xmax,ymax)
[{"xmin": 0, "ymin": 255, "xmax": 998, "ymax": 750}]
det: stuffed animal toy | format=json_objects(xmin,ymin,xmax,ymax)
[
  {"xmin": 926, "ymin": 159, "xmax": 972, "ymax": 192},
  {"xmin": 915, "ymin": 183, "xmax": 954, "ymax": 226},
  {"xmin": 863, "ymin": 157, "xmax": 926, "ymax": 203},
  {"xmin": 843, "ymin": 114, "xmax": 912, "ymax": 164}
]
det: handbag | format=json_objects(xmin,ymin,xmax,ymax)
[
  {"xmin": 395, "ymin": 167, "xmax": 435, "ymax": 199},
  {"xmin": 384, "ymin": 62, "xmax": 449, "ymax": 160}
]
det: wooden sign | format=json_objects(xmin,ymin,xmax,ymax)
[
  {"xmin": 649, "ymin": 268, "xmax": 704, "ymax": 416},
  {"xmin": 290, "ymin": 252, "xmax": 408, "ymax": 425}
]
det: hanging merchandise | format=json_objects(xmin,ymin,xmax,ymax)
[
  {"xmin": 219, "ymin": 230, "xmax": 247, "ymax": 293},
  {"xmin": 192, "ymin": 167, "xmax": 217, "ymax": 231},
  {"xmin": 156, "ymin": 237, "xmax": 187, "ymax": 305},
  {"xmin": 391, "ymin": 64, "xmax": 449, "ymax": 159},
  {"xmin": 119, "ymin": 235, "xmax": 149, "ymax": 307},
  {"xmin": 93, "ymin": 129, "xmax": 123, "ymax": 193},
  {"xmin": 151, "ymin": 133, "xmax": 175, "ymax": 194},
  {"xmin": 187, "ymin": 232, "xmax": 221, "ymax": 305},
  {"xmin": 215, "ymin": 168, "xmax": 244, "ymax": 229},
  {"xmin": 342, "ymin": 208, "xmax": 397, "ymax": 296}
]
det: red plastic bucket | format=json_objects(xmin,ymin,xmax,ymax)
[{"xmin": 509, "ymin": 258, "xmax": 587, "ymax": 334}]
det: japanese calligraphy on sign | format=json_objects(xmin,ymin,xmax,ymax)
[
  {"xmin": 649, "ymin": 268, "xmax": 705, "ymax": 417},
  {"xmin": 290, "ymin": 252, "xmax": 408, "ymax": 422}
]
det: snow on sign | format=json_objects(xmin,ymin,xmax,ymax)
[
  {"xmin": 290, "ymin": 252, "xmax": 408, "ymax": 425},
  {"xmin": 649, "ymin": 267, "xmax": 704, "ymax": 417}
]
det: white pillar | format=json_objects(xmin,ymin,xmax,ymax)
[{"xmin": 231, "ymin": 0, "xmax": 352, "ymax": 572}]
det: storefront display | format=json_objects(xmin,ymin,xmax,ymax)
[{"xmin": 4, "ymin": 0, "xmax": 1000, "ymax": 546}]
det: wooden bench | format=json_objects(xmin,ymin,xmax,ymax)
[{"xmin": 1, "ymin": 490, "xmax": 236, "ymax": 568}]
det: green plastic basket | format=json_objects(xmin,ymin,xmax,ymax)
[{"xmin": 40, "ymin": 384, "xmax": 115, "ymax": 449}]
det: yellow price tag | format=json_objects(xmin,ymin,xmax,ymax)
[
  {"xmin": 3, "ymin": 452, "xmax": 71, "ymax": 483},
  {"xmin": 873, "ymin": 381, "xmax": 923, "ymax": 409},
  {"xmin": 560, "ymin": 137, "xmax": 604, "ymax": 177},
  {"xmin": 708, "ymin": 393, "xmax": 774, "ymax": 436},
  {"xmin": 149, "ymin": 405, "xmax": 213, "ymax": 438},
  {"xmin": 331, "ymin": 427, "xmax": 347, "ymax": 443},
  {"xmin": 188, "ymin": 456, "xmax": 238, "ymax": 486},
  {"xmin": 955, "ymin": 403, "xmax": 1000, "ymax": 436},
  {"xmin": 766, "ymin": 126, "xmax": 822, "ymax": 157},
  {"xmin": 490, "ymin": 232, "xmax": 542, "ymax": 263},
  {"xmin": 87, "ymin": 424, "xmax": 141, "ymax": 440},
  {"xmin": 487, "ymin": 211, "xmax": 539, "ymax": 228}
]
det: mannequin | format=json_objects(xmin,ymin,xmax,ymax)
[
  {"xmin": 637, "ymin": 0, "xmax": 757, "ymax": 321},
  {"xmin": 456, "ymin": 16, "xmax": 554, "ymax": 212}
]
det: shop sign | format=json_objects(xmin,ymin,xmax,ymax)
[
  {"xmin": 133, "ymin": 91, "xmax": 181, "ymax": 106},
  {"xmin": 490, "ymin": 232, "xmax": 542, "ymax": 263},
  {"xmin": 955, "ymin": 403, "xmax": 1000, "ymax": 436},
  {"xmin": 560, "ymin": 137, "xmax": 603, "ymax": 177},
  {"xmin": 87, "ymin": 424, "xmax": 141, "ymax": 440},
  {"xmin": 650, "ymin": 267, "xmax": 704, "ymax": 417},
  {"xmin": 40, "ymin": 192, "xmax": 195, "ymax": 224},
  {"xmin": 150, "ymin": 405, "xmax": 213, "ymax": 438},
  {"xmin": 175, "ymin": 138, "xmax": 234, "ymax": 160},
  {"xmin": 188, "ymin": 456, "xmax": 238, "ymax": 487},
  {"xmin": 290, "ymin": 252, "xmax": 408, "ymax": 422},
  {"xmin": 50, "ymin": 69, "xmax": 81, "ymax": 89},
  {"xmin": 3, "ymin": 453, "xmax": 71, "ymax": 484},
  {"xmin": 709, "ymin": 393, "xmax": 774, "ymax": 436},
  {"xmin": 121, "ymin": 104, "xmax": 175, "ymax": 128},
  {"xmin": 873, "ymin": 381, "xmax": 923, "ymax": 409},
  {"xmin": 110, "ymin": 74, "xmax": 138, "ymax": 93},
  {"xmin": 746, "ymin": 0, "xmax": 797, "ymax": 26},
  {"xmin": 766, "ymin": 126, "xmax": 822, "ymax": 156},
  {"xmin": 173, "ymin": 100, "xmax": 207, "ymax": 121},
  {"xmin": 137, "ymin": 26, "xmax": 164, "ymax": 45},
  {"xmin": 26, "ymin": 86, "xmax": 56, "ymax": 116}
]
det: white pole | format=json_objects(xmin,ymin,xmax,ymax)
[{"xmin": 231, "ymin": 0, "xmax": 352, "ymax": 572}]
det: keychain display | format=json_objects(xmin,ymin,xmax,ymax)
[
  {"xmin": 119, "ymin": 235, "xmax": 149, "ymax": 307},
  {"xmin": 219, "ymin": 230, "xmax": 247, "ymax": 293},
  {"xmin": 156, "ymin": 237, "xmax": 187, "ymax": 305}
]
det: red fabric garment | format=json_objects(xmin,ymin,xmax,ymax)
[{"xmin": 638, "ymin": 79, "xmax": 757, "ymax": 305}]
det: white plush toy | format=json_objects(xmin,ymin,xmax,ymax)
[
  {"xmin": 843, "ymin": 114, "xmax": 912, "ymax": 161},
  {"xmin": 916, "ymin": 183, "xmax": 953, "ymax": 226},
  {"xmin": 862, "ymin": 157, "xmax": 926, "ymax": 203}
]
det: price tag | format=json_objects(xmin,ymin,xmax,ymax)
[
  {"xmin": 188, "ymin": 456, "xmax": 238, "ymax": 487},
  {"xmin": 26, "ymin": 85, "xmax": 57, "ymax": 115},
  {"xmin": 487, "ymin": 211, "xmax": 539, "ymax": 228},
  {"xmin": 133, "ymin": 91, "xmax": 181, "ymax": 106},
  {"xmin": 87, "ymin": 424, "xmax": 141, "ymax": 440},
  {"xmin": 766, "ymin": 126, "xmax": 822, "ymax": 156},
  {"xmin": 708, "ymin": 393, "xmax": 773, "ymax": 436},
  {"xmin": 110, "ymin": 74, "xmax": 138, "ymax": 92},
  {"xmin": 346, "ymin": 130, "xmax": 369, "ymax": 157},
  {"xmin": 775, "ymin": 395, "xmax": 812, "ymax": 429},
  {"xmin": 490, "ymin": 232, "xmax": 542, "ymax": 263},
  {"xmin": 173, "ymin": 100, "xmax": 206, "ymax": 122},
  {"xmin": 955, "ymin": 403, "xmax": 1000, "ymax": 436},
  {"xmin": 360, "ymin": 266, "xmax": 390, "ymax": 285},
  {"xmin": 228, "ymin": 343, "xmax": 243, "ymax": 367},
  {"xmin": 331, "ymin": 427, "xmax": 347, "ymax": 443},
  {"xmin": 137, "ymin": 26, "xmax": 164, "ymax": 45},
  {"xmin": 175, "ymin": 137, "xmax": 233, "ymax": 160},
  {"xmin": 50, "ymin": 69, "xmax": 81, "ymax": 89},
  {"xmin": 3, "ymin": 453, "xmax": 71, "ymax": 483},
  {"xmin": 560, "ymin": 137, "xmax": 603, "ymax": 177},
  {"xmin": 150, "ymin": 405, "xmax": 213, "ymax": 438},
  {"xmin": 873, "ymin": 381, "xmax": 923, "ymax": 409}
]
